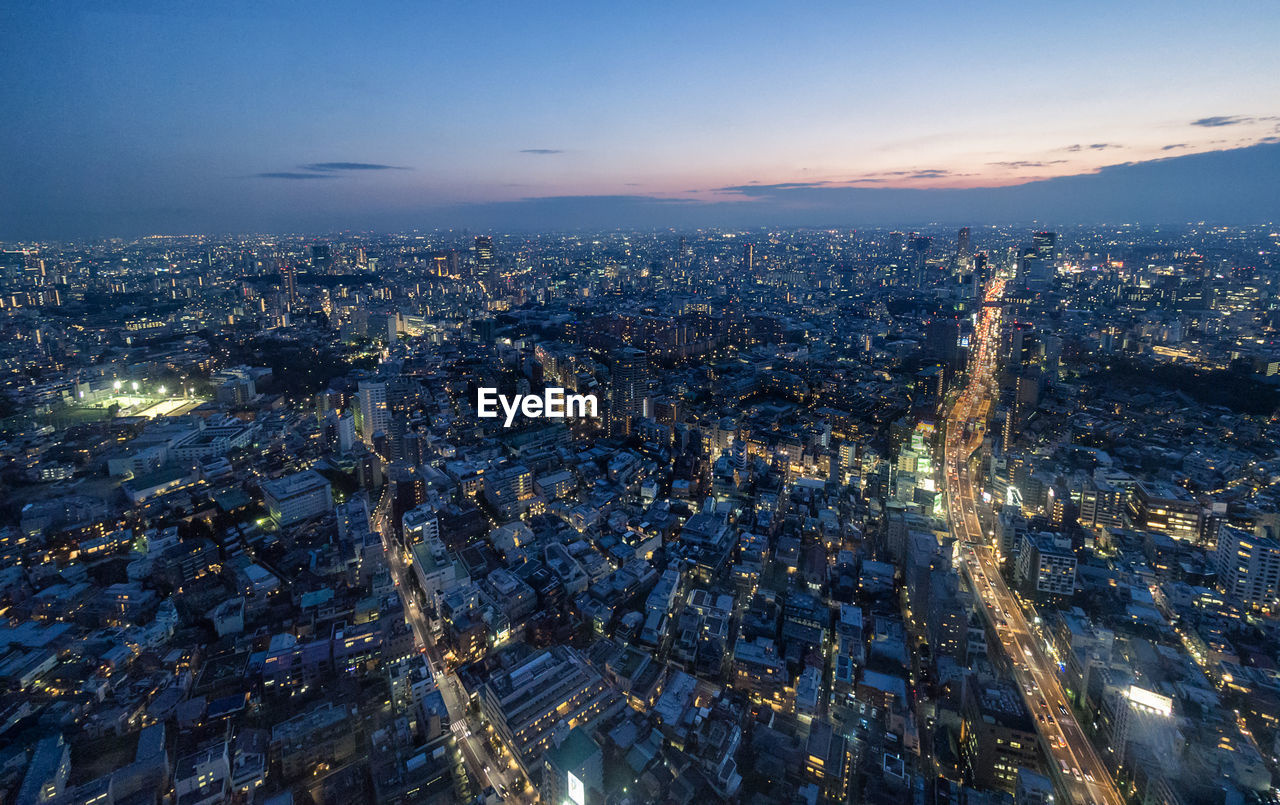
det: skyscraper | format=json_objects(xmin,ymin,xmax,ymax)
[
  {"xmin": 957, "ymin": 226, "xmax": 971, "ymax": 259},
  {"xmin": 607, "ymin": 347, "xmax": 650, "ymax": 436},
  {"xmin": 743, "ymin": 242, "xmax": 754, "ymax": 273},
  {"xmin": 310, "ymin": 243, "xmax": 332, "ymax": 272},
  {"xmin": 908, "ymin": 235, "xmax": 932, "ymax": 289},
  {"xmin": 1032, "ymin": 231, "xmax": 1057, "ymax": 263},
  {"xmin": 888, "ymin": 231, "xmax": 905, "ymax": 254},
  {"xmin": 279, "ymin": 262, "xmax": 298, "ymax": 311},
  {"xmin": 358, "ymin": 380, "xmax": 389, "ymax": 443},
  {"xmin": 475, "ymin": 235, "xmax": 495, "ymax": 283}
]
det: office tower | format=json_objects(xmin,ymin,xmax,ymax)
[
  {"xmin": 358, "ymin": 380, "xmax": 390, "ymax": 443},
  {"xmin": 1014, "ymin": 232, "xmax": 1056, "ymax": 292},
  {"xmin": 742, "ymin": 242, "xmax": 754, "ymax": 273},
  {"xmin": 888, "ymin": 231, "xmax": 905, "ymax": 254},
  {"xmin": 1015, "ymin": 246, "xmax": 1036, "ymax": 287},
  {"xmin": 1032, "ymin": 231, "xmax": 1056, "ymax": 263},
  {"xmin": 957, "ymin": 226, "xmax": 971, "ymax": 259},
  {"xmin": 1128, "ymin": 482, "xmax": 1202, "ymax": 542},
  {"xmin": 384, "ymin": 376, "xmax": 420, "ymax": 460},
  {"xmin": 310, "ymin": 243, "xmax": 332, "ymax": 272},
  {"xmin": 971, "ymin": 250, "xmax": 988, "ymax": 297},
  {"xmin": 336, "ymin": 412, "xmax": 355, "ymax": 454}
]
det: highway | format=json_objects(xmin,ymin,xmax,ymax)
[
  {"xmin": 943, "ymin": 277, "xmax": 1123, "ymax": 805},
  {"xmin": 376, "ymin": 499, "xmax": 534, "ymax": 803}
]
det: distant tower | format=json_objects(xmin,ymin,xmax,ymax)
[
  {"xmin": 310, "ymin": 243, "xmax": 332, "ymax": 272},
  {"xmin": 908, "ymin": 235, "xmax": 932, "ymax": 289},
  {"xmin": 279, "ymin": 262, "xmax": 298, "ymax": 310},
  {"xmin": 743, "ymin": 243, "xmax": 755, "ymax": 273},
  {"xmin": 1033, "ymin": 231, "xmax": 1057, "ymax": 263},
  {"xmin": 475, "ymin": 236, "xmax": 495, "ymax": 282},
  {"xmin": 676, "ymin": 236, "xmax": 691, "ymax": 271},
  {"xmin": 957, "ymin": 227, "xmax": 971, "ymax": 259}
]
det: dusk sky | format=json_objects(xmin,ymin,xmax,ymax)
[{"xmin": 3, "ymin": 0, "xmax": 1279, "ymax": 237}]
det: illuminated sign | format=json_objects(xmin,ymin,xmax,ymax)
[
  {"xmin": 567, "ymin": 771, "xmax": 585, "ymax": 805},
  {"xmin": 1126, "ymin": 685, "xmax": 1172, "ymax": 716}
]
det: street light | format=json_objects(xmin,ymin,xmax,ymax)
[
  {"xmin": 112, "ymin": 380, "xmax": 122, "ymax": 391},
  {"xmin": 131, "ymin": 381, "xmax": 139, "ymax": 392}
]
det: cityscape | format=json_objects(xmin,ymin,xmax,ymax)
[
  {"xmin": 2, "ymin": 226, "xmax": 1280, "ymax": 805},
  {"xmin": 4, "ymin": 2, "xmax": 1280, "ymax": 805}
]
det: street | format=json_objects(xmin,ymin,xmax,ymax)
[
  {"xmin": 378, "ymin": 500, "xmax": 536, "ymax": 803},
  {"xmin": 943, "ymin": 277, "xmax": 1124, "ymax": 805}
]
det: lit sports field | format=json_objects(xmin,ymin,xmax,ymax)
[{"xmin": 87, "ymin": 395, "xmax": 206, "ymax": 419}]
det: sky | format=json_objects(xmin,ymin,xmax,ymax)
[{"xmin": 2, "ymin": 0, "xmax": 1279, "ymax": 238}]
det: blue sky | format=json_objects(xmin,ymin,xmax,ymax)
[{"xmin": 2, "ymin": 0, "xmax": 1279, "ymax": 236}]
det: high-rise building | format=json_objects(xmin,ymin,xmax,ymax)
[
  {"xmin": 742, "ymin": 242, "xmax": 754, "ymax": 273},
  {"xmin": 1032, "ymin": 231, "xmax": 1057, "ymax": 262},
  {"xmin": 475, "ymin": 236, "xmax": 495, "ymax": 283},
  {"xmin": 1215, "ymin": 526, "xmax": 1280, "ymax": 609},
  {"xmin": 358, "ymin": 381, "xmax": 390, "ymax": 443},
  {"xmin": 908, "ymin": 235, "xmax": 932, "ymax": 288},
  {"xmin": 607, "ymin": 347, "xmax": 650, "ymax": 436},
  {"xmin": 957, "ymin": 226, "xmax": 971, "ymax": 259},
  {"xmin": 310, "ymin": 243, "xmax": 332, "ymax": 272},
  {"xmin": 279, "ymin": 262, "xmax": 298, "ymax": 310}
]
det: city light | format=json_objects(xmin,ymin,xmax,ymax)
[{"xmin": 0, "ymin": 42, "xmax": 1267, "ymax": 800}]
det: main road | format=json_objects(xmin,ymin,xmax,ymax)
[
  {"xmin": 375, "ymin": 497, "xmax": 534, "ymax": 803},
  {"xmin": 943, "ymin": 277, "xmax": 1123, "ymax": 805}
]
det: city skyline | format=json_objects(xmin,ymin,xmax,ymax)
[
  {"xmin": 3, "ymin": 1, "xmax": 1280, "ymax": 237},
  {"xmin": 9, "ymin": 3, "xmax": 1280, "ymax": 804}
]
